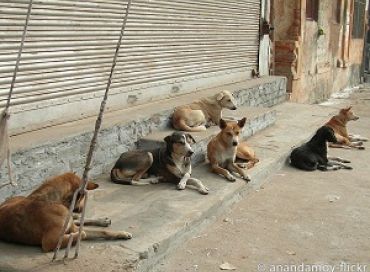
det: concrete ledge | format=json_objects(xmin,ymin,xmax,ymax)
[
  {"xmin": 138, "ymin": 106, "xmax": 277, "ymax": 165},
  {"xmin": 0, "ymin": 102, "xmax": 338, "ymax": 272},
  {"xmin": 0, "ymin": 76, "xmax": 286, "ymax": 201}
]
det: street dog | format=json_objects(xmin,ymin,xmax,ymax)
[
  {"xmin": 236, "ymin": 141, "xmax": 259, "ymax": 169},
  {"xmin": 172, "ymin": 90, "xmax": 237, "ymax": 132},
  {"xmin": 111, "ymin": 132, "xmax": 209, "ymax": 194},
  {"xmin": 0, "ymin": 172, "xmax": 132, "ymax": 252},
  {"xmin": 325, "ymin": 106, "xmax": 368, "ymax": 150},
  {"xmin": 207, "ymin": 118, "xmax": 251, "ymax": 182},
  {"xmin": 290, "ymin": 126, "xmax": 352, "ymax": 171}
]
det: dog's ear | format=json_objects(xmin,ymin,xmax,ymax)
[
  {"xmin": 219, "ymin": 118, "xmax": 227, "ymax": 129},
  {"xmin": 186, "ymin": 133, "xmax": 196, "ymax": 144},
  {"xmin": 341, "ymin": 106, "xmax": 352, "ymax": 113},
  {"xmin": 164, "ymin": 135, "xmax": 172, "ymax": 145},
  {"xmin": 216, "ymin": 92, "xmax": 224, "ymax": 101},
  {"xmin": 86, "ymin": 182, "xmax": 99, "ymax": 190},
  {"xmin": 238, "ymin": 117, "xmax": 247, "ymax": 128}
]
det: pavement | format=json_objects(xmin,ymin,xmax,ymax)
[
  {"xmin": 1, "ymin": 86, "xmax": 369, "ymax": 272},
  {"xmin": 156, "ymin": 86, "xmax": 370, "ymax": 272}
]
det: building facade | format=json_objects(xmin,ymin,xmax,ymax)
[{"xmin": 273, "ymin": 0, "xmax": 368, "ymax": 103}]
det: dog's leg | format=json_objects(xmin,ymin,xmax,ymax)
[
  {"xmin": 210, "ymin": 164, "xmax": 236, "ymax": 182},
  {"xmin": 83, "ymin": 228, "xmax": 132, "ymax": 240},
  {"xmin": 74, "ymin": 217, "xmax": 112, "ymax": 227},
  {"xmin": 186, "ymin": 178, "xmax": 209, "ymax": 195},
  {"xmin": 349, "ymin": 143, "xmax": 365, "ymax": 150},
  {"xmin": 227, "ymin": 163, "xmax": 251, "ymax": 182},
  {"xmin": 328, "ymin": 143, "xmax": 352, "ymax": 149},
  {"xmin": 349, "ymin": 134, "xmax": 368, "ymax": 142},
  {"xmin": 328, "ymin": 161, "xmax": 353, "ymax": 170},
  {"xmin": 317, "ymin": 164, "xmax": 341, "ymax": 171},
  {"xmin": 327, "ymin": 156, "xmax": 351, "ymax": 163},
  {"xmin": 237, "ymin": 161, "xmax": 256, "ymax": 169},
  {"xmin": 177, "ymin": 173, "xmax": 190, "ymax": 190},
  {"xmin": 42, "ymin": 227, "xmax": 86, "ymax": 252}
]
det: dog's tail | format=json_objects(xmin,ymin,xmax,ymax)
[
  {"xmin": 174, "ymin": 119, "xmax": 206, "ymax": 132},
  {"xmin": 110, "ymin": 168, "xmax": 132, "ymax": 185}
]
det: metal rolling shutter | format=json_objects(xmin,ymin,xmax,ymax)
[{"xmin": 0, "ymin": 0, "xmax": 260, "ymax": 111}]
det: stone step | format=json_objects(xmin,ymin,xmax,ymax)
[
  {"xmin": 138, "ymin": 106, "xmax": 277, "ymax": 165},
  {"xmin": 0, "ymin": 76, "xmax": 286, "ymax": 201},
  {"xmin": 0, "ymin": 102, "xmax": 339, "ymax": 272}
]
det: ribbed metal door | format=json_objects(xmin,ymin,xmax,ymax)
[{"xmin": 0, "ymin": 0, "xmax": 260, "ymax": 132}]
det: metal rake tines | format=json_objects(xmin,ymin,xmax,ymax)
[{"xmin": 52, "ymin": 186, "xmax": 89, "ymax": 261}]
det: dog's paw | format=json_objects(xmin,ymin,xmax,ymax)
[
  {"xmin": 199, "ymin": 125, "xmax": 207, "ymax": 131},
  {"xmin": 237, "ymin": 163, "xmax": 247, "ymax": 169},
  {"xmin": 117, "ymin": 231, "xmax": 132, "ymax": 240},
  {"xmin": 80, "ymin": 231, "xmax": 87, "ymax": 240},
  {"xmin": 340, "ymin": 159, "xmax": 351, "ymax": 163},
  {"xmin": 95, "ymin": 217, "xmax": 111, "ymax": 227},
  {"xmin": 199, "ymin": 186, "xmax": 209, "ymax": 195},
  {"xmin": 177, "ymin": 183, "xmax": 186, "ymax": 190},
  {"xmin": 226, "ymin": 175, "xmax": 236, "ymax": 182},
  {"xmin": 149, "ymin": 177, "xmax": 160, "ymax": 184},
  {"xmin": 242, "ymin": 175, "xmax": 251, "ymax": 182}
]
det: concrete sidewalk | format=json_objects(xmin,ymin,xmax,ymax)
[
  {"xmin": 1, "ymin": 87, "xmax": 368, "ymax": 272},
  {"xmin": 157, "ymin": 87, "xmax": 370, "ymax": 272}
]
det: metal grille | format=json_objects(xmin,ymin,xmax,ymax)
[{"xmin": 0, "ymin": 0, "xmax": 260, "ymax": 121}]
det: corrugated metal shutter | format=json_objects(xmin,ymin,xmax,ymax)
[{"xmin": 0, "ymin": 0, "xmax": 260, "ymax": 121}]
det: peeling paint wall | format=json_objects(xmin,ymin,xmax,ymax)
[{"xmin": 273, "ymin": 0, "xmax": 366, "ymax": 103}]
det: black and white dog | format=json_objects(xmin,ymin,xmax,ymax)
[
  {"xmin": 111, "ymin": 131, "xmax": 209, "ymax": 194},
  {"xmin": 290, "ymin": 126, "xmax": 352, "ymax": 171}
]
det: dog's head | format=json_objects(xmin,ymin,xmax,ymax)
[
  {"xmin": 315, "ymin": 126, "xmax": 337, "ymax": 144},
  {"xmin": 339, "ymin": 106, "xmax": 359, "ymax": 121},
  {"xmin": 216, "ymin": 90, "xmax": 237, "ymax": 110},
  {"xmin": 219, "ymin": 117, "xmax": 247, "ymax": 147},
  {"xmin": 61, "ymin": 173, "xmax": 99, "ymax": 212},
  {"xmin": 164, "ymin": 132, "xmax": 196, "ymax": 157}
]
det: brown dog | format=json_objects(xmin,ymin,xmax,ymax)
[
  {"xmin": 236, "ymin": 141, "xmax": 259, "ymax": 169},
  {"xmin": 325, "ymin": 106, "xmax": 368, "ymax": 150},
  {"xmin": 0, "ymin": 173, "xmax": 132, "ymax": 252},
  {"xmin": 207, "ymin": 118, "xmax": 251, "ymax": 182},
  {"xmin": 172, "ymin": 90, "xmax": 237, "ymax": 132}
]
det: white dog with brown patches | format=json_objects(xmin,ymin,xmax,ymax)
[{"xmin": 172, "ymin": 90, "xmax": 237, "ymax": 132}]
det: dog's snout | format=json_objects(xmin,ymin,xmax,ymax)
[
  {"xmin": 232, "ymin": 141, "xmax": 238, "ymax": 146},
  {"xmin": 231, "ymin": 106, "xmax": 237, "ymax": 110},
  {"xmin": 187, "ymin": 150, "xmax": 195, "ymax": 156}
]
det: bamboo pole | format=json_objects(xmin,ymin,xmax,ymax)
[{"xmin": 52, "ymin": 0, "xmax": 133, "ymax": 261}]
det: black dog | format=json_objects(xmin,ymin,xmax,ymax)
[
  {"xmin": 290, "ymin": 126, "xmax": 352, "ymax": 171},
  {"xmin": 110, "ymin": 131, "xmax": 209, "ymax": 194}
]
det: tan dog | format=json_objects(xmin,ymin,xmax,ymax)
[
  {"xmin": 207, "ymin": 118, "xmax": 251, "ymax": 182},
  {"xmin": 0, "ymin": 173, "xmax": 132, "ymax": 252},
  {"xmin": 172, "ymin": 90, "xmax": 237, "ymax": 132},
  {"xmin": 325, "ymin": 106, "xmax": 368, "ymax": 150},
  {"xmin": 236, "ymin": 141, "xmax": 259, "ymax": 169}
]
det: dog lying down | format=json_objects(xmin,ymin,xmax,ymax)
[
  {"xmin": 325, "ymin": 106, "xmax": 368, "ymax": 150},
  {"xmin": 0, "ymin": 173, "xmax": 132, "ymax": 252},
  {"xmin": 111, "ymin": 131, "xmax": 209, "ymax": 194},
  {"xmin": 290, "ymin": 126, "xmax": 352, "ymax": 171},
  {"xmin": 172, "ymin": 90, "xmax": 237, "ymax": 132}
]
